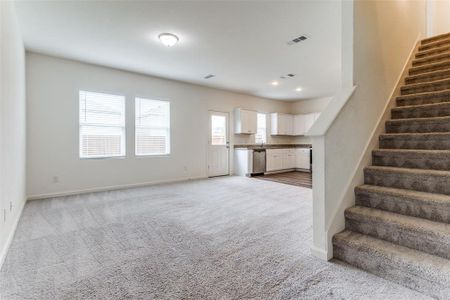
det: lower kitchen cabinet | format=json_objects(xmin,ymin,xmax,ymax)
[
  {"xmin": 266, "ymin": 149, "xmax": 283, "ymax": 172},
  {"xmin": 296, "ymin": 148, "xmax": 310, "ymax": 169},
  {"xmin": 266, "ymin": 148, "xmax": 311, "ymax": 172}
]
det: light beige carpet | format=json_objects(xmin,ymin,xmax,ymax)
[{"xmin": 0, "ymin": 176, "xmax": 429, "ymax": 299}]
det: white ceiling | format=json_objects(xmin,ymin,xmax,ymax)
[{"xmin": 15, "ymin": 1, "xmax": 342, "ymax": 101}]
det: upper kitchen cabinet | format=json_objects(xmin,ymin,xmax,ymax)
[
  {"xmin": 293, "ymin": 114, "xmax": 305, "ymax": 136},
  {"xmin": 293, "ymin": 112, "xmax": 321, "ymax": 135},
  {"xmin": 234, "ymin": 108, "xmax": 257, "ymax": 134},
  {"xmin": 270, "ymin": 113, "xmax": 293, "ymax": 135}
]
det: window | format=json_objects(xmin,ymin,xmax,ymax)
[
  {"xmin": 79, "ymin": 91, "xmax": 125, "ymax": 158},
  {"xmin": 135, "ymin": 98, "xmax": 170, "ymax": 155},
  {"xmin": 211, "ymin": 115, "xmax": 226, "ymax": 145},
  {"xmin": 255, "ymin": 113, "xmax": 267, "ymax": 144}
]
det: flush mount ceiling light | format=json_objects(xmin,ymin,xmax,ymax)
[
  {"xmin": 271, "ymin": 81, "xmax": 279, "ymax": 86},
  {"xmin": 158, "ymin": 33, "xmax": 179, "ymax": 47},
  {"xmin": 296, "ymin": 87, "xmax": 302, "ymax": 92}
]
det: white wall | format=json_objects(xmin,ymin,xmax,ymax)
[
  {"xmin": 26, "ymin": 53, "xmax": 294, "ymax": 198},
  {"xmin": 290, "ymin": 97, "xmax": 331, "ymax": 115},
  {"xmin": 310, "ymin": 0, "xmax": 427, "ymax": 260},
  {"xmin": 0, "ymin": 1, "xmax": 27, "ymax": 267},
  {"xmin": 427, "ymin": 0, "xmax": 450, "ymax": 36}
]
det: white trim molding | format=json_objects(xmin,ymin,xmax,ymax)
[{"xmin": 27, "ymin": 176, "xmax": 207, "ymax": 200}]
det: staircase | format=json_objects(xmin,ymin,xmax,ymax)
[{"xmin": 333, "ymin": 33, "xmax": 450, "ymax": 299}]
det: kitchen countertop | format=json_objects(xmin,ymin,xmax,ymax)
[{"xmin": 234, "ymin": 144, "xmax": 312, "ymax": 150}]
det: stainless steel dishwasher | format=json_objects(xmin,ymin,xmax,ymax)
[{"xmin": 252, "ymin": 149, "xmax": 266, "ymax": 175}]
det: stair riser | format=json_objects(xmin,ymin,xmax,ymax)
[
  {"xmin": 385, "ymin": 119, "xmax": 450, "ymax": 133},
  {"xmin": 372, "ymin": 152, "xmax": 450, "ymax": 171},
  {"xmin": 391, "ymin": 105, "xmax": 450, "ymax": 119},
  {"xmin": 409, "ymin": 61, "xmax": 450, "ymax": 76},
  {"xmin": 400, "ymin": 81, "xmax": 450, "ymax": 95},
  {"xmin": 396, "ymin": 92, "xmax": 450, "ymax": 106},
  {"xmin": 416, "ymin": 46, "xmax": 450, "ymax": 59},
  {"xmin": 405, "ymin": 69, "xmax": 450, "ymax": 85},
  {"xmin": 345, "ymin": 216, "xmax": 450, "ymax": 259},
  {"xmin": 364, "ymin": 168, "xmax": 450, "ymax": 195},
  {"xmin": 419, "ymin": 39, "xmax": 450, "ymax": 52},
  {"xmin": 379, "ymin": 136, "xmax": 450, "ymax": 150},
  {"xmin": 355, "ymin": 188, "xmax": 450, "ymax": 223},
  {"xmin": 413, "ymin": 55, "xmax": 450, "ymax": 67},
  {"xmin": 333, "ymin": 242, "xmax": 450, "ymax": 299}
]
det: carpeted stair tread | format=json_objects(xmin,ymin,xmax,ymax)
[
  {"xmin": 416, "ymin": 45, "xmax": 450, "ymax": 59},
  {"xmin": 400, "ymin": 77, "xmax": 450, "ymax": 95},
  {"xmin": 364, "ymin": 165, "xmax": 450, "ymax": 195},
  {"xmin": 364, "ymin": 165, "xmax": 450, "ymax": 178},
  {"xmin": 396, "ymin": 89, "xmax": 450, "ymax": 106},
  {"xmin": 413, "ymin": 51, "xmax": 450, "ymax": 67},
  {"xmin": 345, "ymin": 206, "xmax": 450, "ymax": 259},
  {"xmin": 391, "ymin": 102, "xmax": 450, "ymax": 119},
  {"xmin": 372, "ymin": 148, "xmax": 450, "ymax": 170},
  {"xmin": 405, "ymin": 68, "xmax": 450, "ymax": 85},
  {"xmin": 421, "ymin": 32, "xmax": 450, "ymax": 45},
  {"xmin": 355, "ymin": 184, "xmax": 450, "ymax": 223},
  {"xmin": 333, "ymin": 230, "xmax": 450, "ymax": 299},
  {"xmin": 409, "ymin": 59, "xmax": 450, "ymax": 75},
  {"xmin": 379, "ymin": 132, "xmax": 450, "ymax": 150},
  {"xmin": 385, "ymin": 115, "xmax": 450, "ymax": 133},
  {"xmin": 419, "ymin": 37, "xmax": 450, "ymax": 51}
]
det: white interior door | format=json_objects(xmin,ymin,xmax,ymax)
[{"xmin": 208, "ymin": 111, "xmax": 229, "ymax": 177}]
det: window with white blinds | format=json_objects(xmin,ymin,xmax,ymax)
[
  {"xmin": 255, "ymin": 113, "xmax": 267, "ymax": 144},
  {"xmin": 135, "ymin": 98, "xmax": 170, "ymax": 156},
  {"xmin": 79, "ymin": 91, "xmax": 125, "ymax": 158}
]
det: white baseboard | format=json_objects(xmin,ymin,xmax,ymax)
[
  {"xmin": 310, "ymin": 244, "xmax": 331, "ymax": 261},
  {"xmin": 27, "ymin": 176, "xmax": 207, "ymax": 201},
  {"xmin": 0, "ymin": 199, "xmax": 25, "ymax": 270}
]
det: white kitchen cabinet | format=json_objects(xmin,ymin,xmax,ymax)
[
  {"xmin": 313, "ymin": 112, "xmax": 321, "ymax": 121},
  {"xmin": 293, "ymin": 112, "xmax": 321, "ymax": 136},
  {"xmin": 293, "ymin": 114, "xmax": 306, "ymax": 135},
  {"xmin": 267, "ymin": 148, "xmax": 296, "ymax": 171},
  {"xmin": 285, "ymin": 149, "xmax": 296, "ymax": 169},
  {"xmin": 303, "ymin": 113, "xmax": 316, "ymax": 133},
  {"xmin": 235, "ymin": 108, "xmax": 257, "ymax": 134},
  {"xmin": 266, "ymin": 149, "xmax": 283, "ymax": 171},
  {"xmin": 296, "ymin": 148, "xmax": 311, "ymax": 170},
  {"xmin": 271, "ymin": 112, "xmax": 321, "ymax": 136},
  {"xmin": 271, "ymin": 113, "xmax": 293, "ymax": 135}
]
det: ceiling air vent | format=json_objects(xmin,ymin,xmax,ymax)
[
  {"xmin": 287, "ymin": 35, "xmax": 308, "ymax": 45},
  {"xmin": 280, "ymin": 74, "xmax": 295, "ymax": 79},
  {"xmin": 204, "ymin": 74, "xmax": 215, "ymax": 79}
]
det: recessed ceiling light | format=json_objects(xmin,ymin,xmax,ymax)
[
  {"xmin": 296, "ymin": 87, "xmax": 302, "ymax": 92},
  {"xmin": 158, "ymin": 33, "xmax": 179, "ymax": 47},
  {"xmin": 271, "ymin": 81, "xmax": 279, "ymax": 86}
]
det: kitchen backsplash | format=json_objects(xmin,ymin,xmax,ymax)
[{"xmin": 233, "ymin": 134, "xmax": 309, "ymax": 145}]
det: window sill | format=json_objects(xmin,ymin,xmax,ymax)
[
  {"xmin": 79, "ymin": 156, "xmax": 126, "ymax": 160},
  {"xmin": 135, "ymin": 154, "xmax": 171, "ymax": 158}
]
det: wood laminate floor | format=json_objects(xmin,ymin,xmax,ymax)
[{"xmin": 253, "ymin": 171, "xmax": 312, "ymax": 188}]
